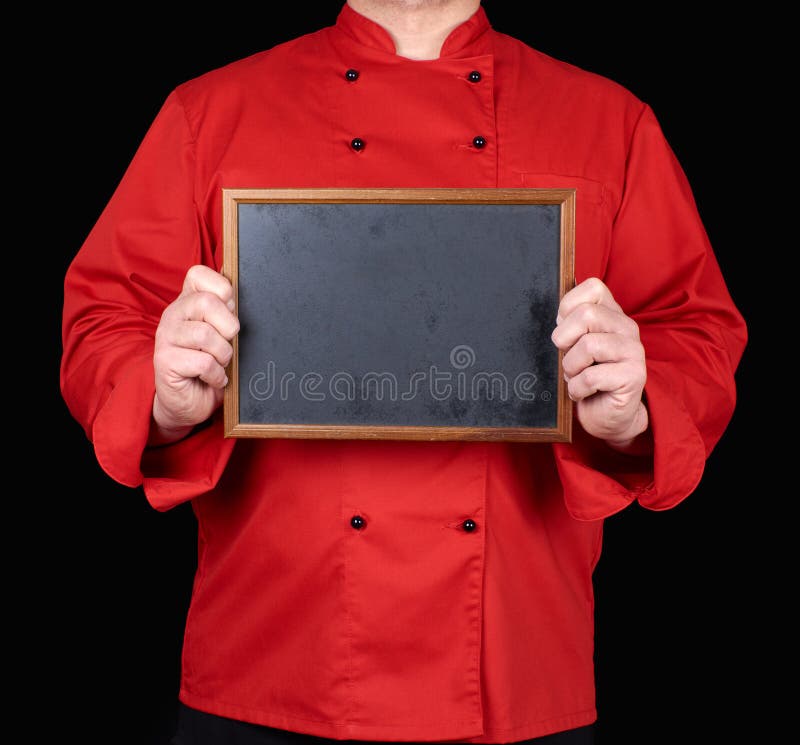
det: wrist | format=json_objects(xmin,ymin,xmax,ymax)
[
  {"xmin": 148, "ymin": 395, "xmax": 193, "ymax": 446},
  {"xmin": 604, "ymin": 400, "xmax": 651, "ymax": 454}
]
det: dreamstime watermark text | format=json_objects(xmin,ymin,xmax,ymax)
[{"xmin": 247, "ymin": 345, "xmax": 551, "ymax": 404}]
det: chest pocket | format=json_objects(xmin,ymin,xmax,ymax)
[{"xmin": 518, "ymin": 173, "xmax": 612, "ymax": 282}]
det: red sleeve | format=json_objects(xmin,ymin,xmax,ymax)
[
  {"xmin": 60, "ymin": 90, "xmax": 235, "ymax": 511},
  {"xmin": 553, "ymin": 104, "xmax": 747, "ymax": 521}
]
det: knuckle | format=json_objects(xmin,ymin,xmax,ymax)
[
  {"xmin": 220, "ymin": 278, "xmax": 234, "ymax": 302},
  {"xmin": 568, "ymin": 375, "xmax": 585, "ymax": 399},
  {"xmin": 622, "ymin": 361, "xmax": 644, "ymax": 387},
  {"xmin": 567, "ymin": 377, "xmax": 578, "ymax": 398},
  {"xmin": 585, "ymin": 277, "xmax": 607, "ymax": 295},
  {"xmin": 200, "ymin": 353, "xmax": 217, "ymax": 375},
  {"xmin": 579, "ymin": 303, "xmax": 598, "ymax": 326},
  {"xmin": 623, "ymin": 335, "xmax": 644, "ymax": 360},
  {"xmin": 154, "ymin": 349, "xmax": 176, "ymax": 377},
  {"xmin": 582, "ymin": 365, "xmax": 599, "ymax": 388},
  {"xmin": 222, "ymin": 315, "xmax": 239, "ymax": 339},
  {"xmin": 195, "ymin": 291, "xmax": 211, "ymax": 309},
  {"xmin": 158, "ymin": 302, "xmax": 177, "ymax": 326},
  {"xmin": 192, "ymin": 323, "xmax": 213, "ymax": 349},
  {"xmin": 583, "ymin": 333, "xmax": 601, "ymax": 358},
  {"xmin": 186, "ymin": 264, "xmax": 206, "ymax": 283},
  {"xmin": 195, "ymin": 291, "xmax": 216, "ymax": 314},
  {"xmin": 154, "ymin": 321, "xmax": 176, "ymax": 350}
]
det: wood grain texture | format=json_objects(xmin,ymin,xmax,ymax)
[
  {"xmin": 227, "ymin": 423, "xmax": 571, "ymax": 442},
  {"xmin": 558, "ymin": 190, "xmax": 576, "ymax": 443},
  {"xmin": 222, "ymin": 190, "xmax": 240, "ymax": 438},
  {"xmin": 224, "ymin": 187, "xmax": 576, "ymax": 205}
]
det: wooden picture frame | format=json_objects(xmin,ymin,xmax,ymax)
[{"xmin": 223, "ymin": 188, "xmax": 574, "ymax": 442}]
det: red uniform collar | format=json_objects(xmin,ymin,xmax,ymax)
[{"xmin": 335, "ymin": 3, "xmax": 491, "ymax": 58}]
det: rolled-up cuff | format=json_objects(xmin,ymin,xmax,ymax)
[
  {"xmin": 91, "ymin": 353, "xmax": 235, "ymax": 511},
  {"xmin": 91, "ymin": 353, "xmax": 157, "ymax": 489},
  {"xmin": 552, "ymin": 364, "xmax": 705, "ymax": 521},
  {"xmin": 142, "ymin": 416, "xmax": 235, "ymax": 511}
]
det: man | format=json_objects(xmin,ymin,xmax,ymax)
[{"xmin": 61, "ymin": 1, "xmax": 746, "ymax": 743}]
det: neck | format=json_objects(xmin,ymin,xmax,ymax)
[{"xmin": 347, "ymin": 0, "xmax": 481, "ymax": 60}]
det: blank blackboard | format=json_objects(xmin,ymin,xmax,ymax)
[{"xmin": 223, "ymin": 189, "xmax": 573, "ymax": 441}]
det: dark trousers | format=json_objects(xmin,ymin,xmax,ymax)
[{"xmin": 172, "ymin": 704, "xmax": 594, "ymax": 745}]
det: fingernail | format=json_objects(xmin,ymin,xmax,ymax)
[
  {"xmin": 556, "ymin": 315, "xmax": 563, "ymax": 324},
  {"xmin": 227, "ymin": 299, "xmax": 235, "ymax": 312},
  {"xmin": 223, "ymin": 375, "xmax": 229, "ymax": 386}
]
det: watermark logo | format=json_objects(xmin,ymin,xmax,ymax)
[
  {"xmin": 449, "ymin": 344, "xmax": 476, "ymax": 369},
  {"xmin": 248, "ymin": 344, "xmax": 549, "ymax": 403}
]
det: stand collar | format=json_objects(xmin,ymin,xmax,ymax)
[{"xmin": 335, "ymin": 3, "xmax": 491, "ymax": 59}]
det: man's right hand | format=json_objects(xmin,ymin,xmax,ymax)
[{"xmin": 150, "ymin": 265, "xmax": 240, "ymax": 445}]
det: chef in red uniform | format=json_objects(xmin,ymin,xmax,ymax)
[{"xmin": 61, "ymin": 1, "xmax": 746, "ymax": 743}]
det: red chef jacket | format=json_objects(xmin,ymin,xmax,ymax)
[{"xmin": 61, "ymin": 5, "xmax": 746, "ymax": 743}]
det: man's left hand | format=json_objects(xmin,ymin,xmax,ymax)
[{"xmin": 551, "ymin": 278, "xmax": 649, "ymax": 451}]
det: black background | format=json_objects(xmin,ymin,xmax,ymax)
[{"xmin": 38, "ymin": 4, "xmax": 768, "ymax": 744}]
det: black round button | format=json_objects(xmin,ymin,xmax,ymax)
[
  {"xmin": 351, "ymin": 515, "xmax": 366, "ymax": 530},
  {"xmin": 350, "ymin": 137, "xmax": 365, "ymax": 151},
  {"xmin": 345, "ymin": 69, "xmax": 359, "ymax": 82},
  {"xmin": 472, "ymin": 136, "xmax": 486, "ymax": 149},
  {"xmin": 468, "ymin": 70, "xmax": 482, "ymax": 83},
  {"xmin": 462, "ymin": 519, "xmax": 477, "ymax": 532}
]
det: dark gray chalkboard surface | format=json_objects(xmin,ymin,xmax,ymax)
[{"xmin": 223, "ymin": 189, "xmax": 574, "ymax": 441}]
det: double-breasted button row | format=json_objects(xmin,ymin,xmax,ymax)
[
  {"xmin": 344, "ymin": 69, "xmax": 483, "ymax": 83},
  {"xmin": 349, "ymin": 136, "xmax": 488, "ymax": 152},
  {"xmin": 350, "ymin": 515, "xmax": 477, "ymax": 532},
  {"xmin": 344, "ymin": 67, "xmax": 488, "ymax": 153}
]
